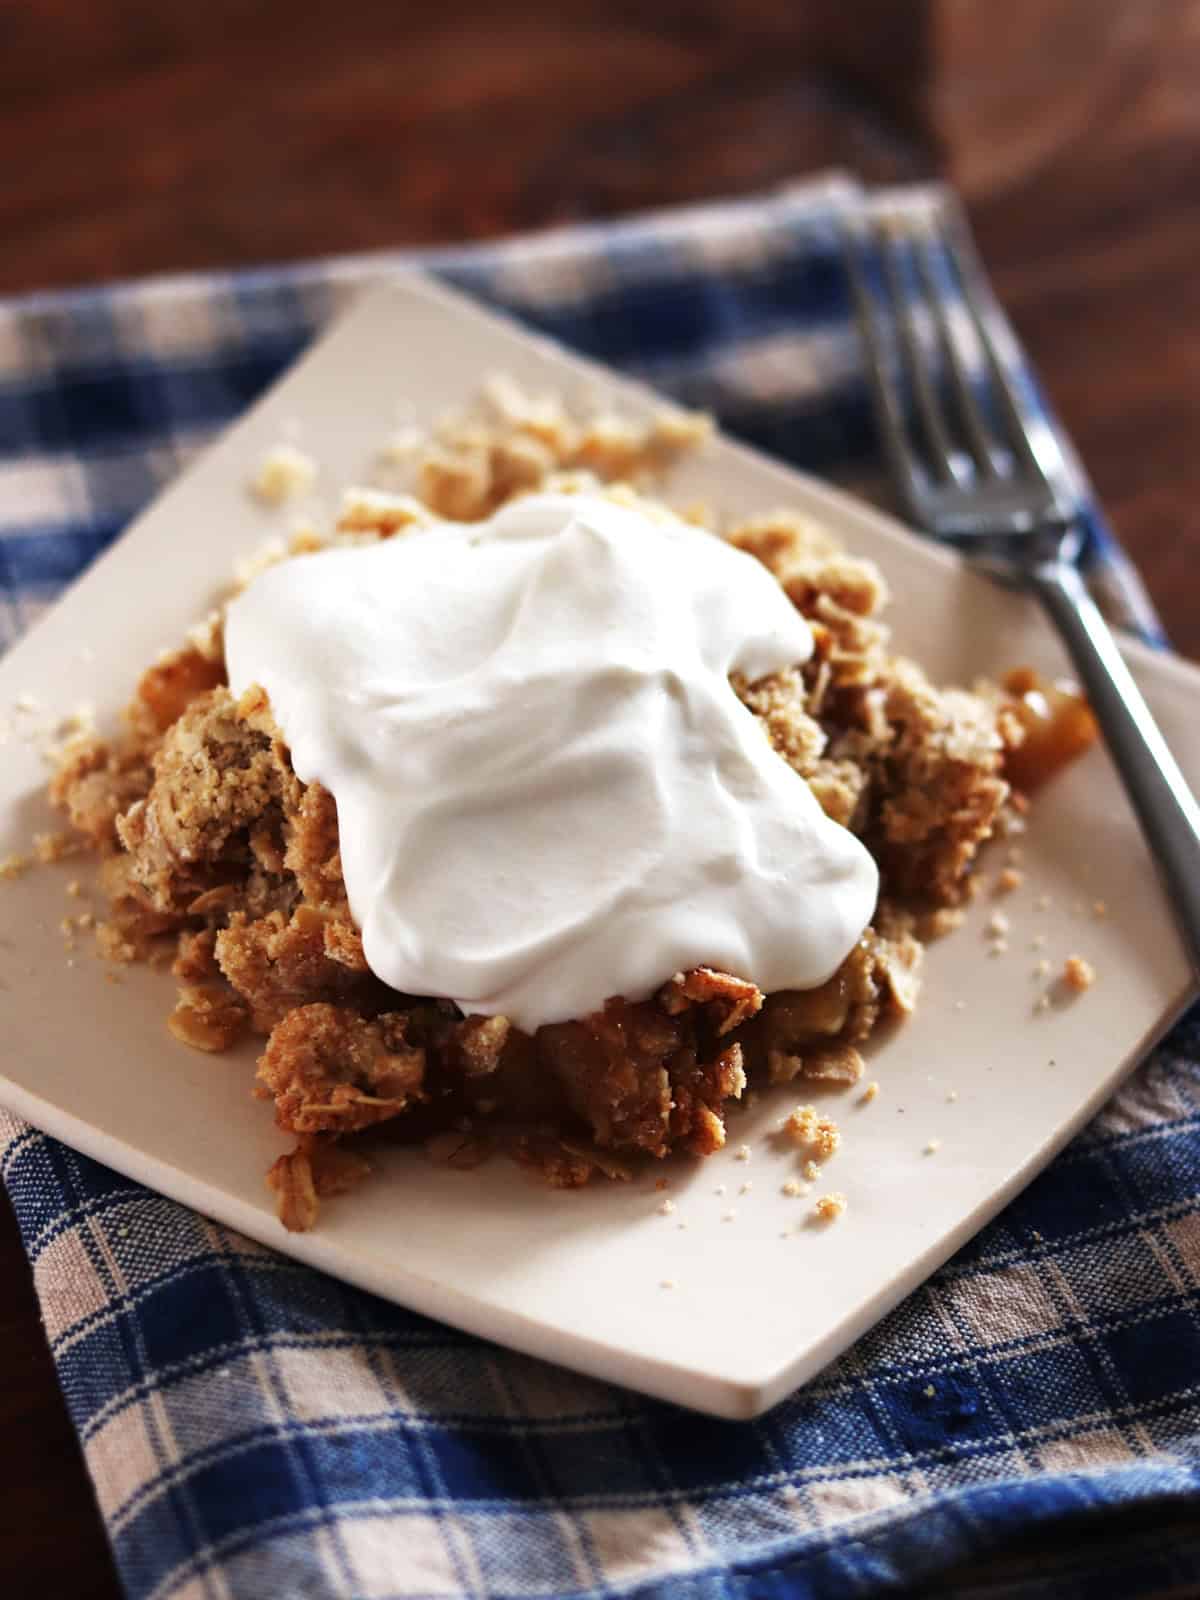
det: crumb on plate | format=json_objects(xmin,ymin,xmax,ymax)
[
  {"xmin": 812, "ymin": 1192, "xmax": 847, "ymax": 1223},
  {"xmin": 1062, "ymin": 954, "xmax": 1095, "ymax": 992},
  {"xmin": 784, "ymin": 1105, "xmax": 841, "ymax": 1160},
  {"xmin": 251, "ymin": 444, "xmax": 317, "ymax": 506}
]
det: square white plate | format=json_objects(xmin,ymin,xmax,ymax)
[{"xmin": 2, "ymin": 275, "xmax": 1197, "ymax": 1420}]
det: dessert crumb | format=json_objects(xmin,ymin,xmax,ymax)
[
  {"xmin": 812, "ymin": 1192, "xmax": 847, "ymax": 1223},
  {"xmin": 1062, "ymin": 954, "xmax": 1095, "ymax": 993},
  {"xmin": 924, "ymin": 1138, "xmax": 942, "ymax": 1155},
  {"xmin": 0, "ymin": 852, "xmax": 30, "ymax": 881},
  {"xmin": 996, "ymin": 868, "xmax": 1023, "ymax": 894},
  {"xmin": 988, "ymin": 940, "xmax": 1008, "ymax": 957},
  {"xmin": 860, "ymin": 1080, "xmax": 880, "ymax": 1105},
  {"xmin": 734, "ymin": 1143, "xmax": 751, "ymax": 1162},
  {"xmin": 657, "ymin": 1199, "xmax": 675, "ymax": 1216},
  {"xmin": 946, "ymin": 1089, "xmax": 958, "ymax": 1103},
  {"xmin": 784, "ymin": 1105, "xmax": 841, "ymax": 1160},
  {"xmin": 1092, "ymin": 900, "xmax": 1108, "ymax": 919},
  {"xmin": 251, "ymin": 444, "xmax": 317, "ymax": 506},
  {"xmin": 802, "ymin": 1158, "xmax": 820, "ymax": 1182},
  {"xmin": 986, "ymin": 912, "xmax": 1010, "ymax": 938},
  {"xmin": 738, "ymin": 1181, "xmax": 753, "ymax": 1195},
  {"xmin": 66, "ymin": 879, "xmax": 83, "ymax": 898},
  {"xmin": 1033, "ymin": 959, "xmax": 1051, "ymax": 977},
  {"xmin": 782, "ymin": 1179, "xmax": 803, "ymax": 1198}
]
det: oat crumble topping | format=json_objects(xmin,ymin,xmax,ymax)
[{"xmin": 43, "ymin": 378, "xmax": 1054, "ymax": 1230}]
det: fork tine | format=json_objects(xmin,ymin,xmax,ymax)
[
  {"xmin": 876, "ymin": 217, "xmax": 963, "ymax": 485},
  {"xmin": 841, "ymin": 220, "xmax": 926, "ymax": 522},
  {"xmin": 910, "ymin": 228, "xmax": 1001, "ymax": 478},
  {"xmin": 938, "ymin": 200, "xmax": 1059, "ymax": 489}
]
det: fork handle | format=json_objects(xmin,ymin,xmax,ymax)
[{"xmin": 1031, "ymin": 559, "xmax": 1200, "ymax": 980}]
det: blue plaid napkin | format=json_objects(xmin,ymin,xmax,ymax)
[{"xmin": 3, "ymin": 175, "xmax": 1200, "ymax": 1600}]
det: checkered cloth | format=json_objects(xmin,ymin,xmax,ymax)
[{"xmin": 3, "ymin": 175, "xmax": 1199, "ymax": 1600}]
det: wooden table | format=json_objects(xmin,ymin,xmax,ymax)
[{"xmin": 3, "ymin": 4, "xmax": 1198, "ymax": 1594}]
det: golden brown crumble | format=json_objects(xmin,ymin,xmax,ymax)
[
  {"xmin": 812, "ymin": 1192, "xmax": 847, "ymax": 1223},
  {"xmin": 784, "ymin": 1105, "xmax": 842, "ymax": 1161},
  {"xmin": 47, "ymin": 379, "xmax": 1047, "ymax": 1231},
  {"xmin": 1062, "ymin": 954, "xmax": 1096, "ymax": 993}
]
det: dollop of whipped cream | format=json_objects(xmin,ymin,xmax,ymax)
[{"xmin": 225, "ymin": 493, "xmax": 878, "ymax": 1030}]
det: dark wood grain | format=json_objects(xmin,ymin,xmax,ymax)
[
  {"xmin": 2, "ymin": 4, "xmax": 1198, "ymax": 1594},
  {"xmin": 0, "ymin": 1194, "xmax": 119, "ymax": 1598}
]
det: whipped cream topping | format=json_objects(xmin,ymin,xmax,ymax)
[{"xmin": 225, "ymin": 493, "xmax": 878, "ymax": 1030}]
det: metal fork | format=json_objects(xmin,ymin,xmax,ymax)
[{"xmin": 843, "ymin": 194, "xmax": 1200, "ymax": 980}]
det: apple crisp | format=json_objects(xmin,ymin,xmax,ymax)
[{"xmin": 48, "ymin": 383, "xmax": 1038, "ymax": 1230}]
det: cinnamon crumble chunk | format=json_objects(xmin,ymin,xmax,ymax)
[{"xmin": 46, "ymin": 380, "xmax": 1063, "ymax": 1231}]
